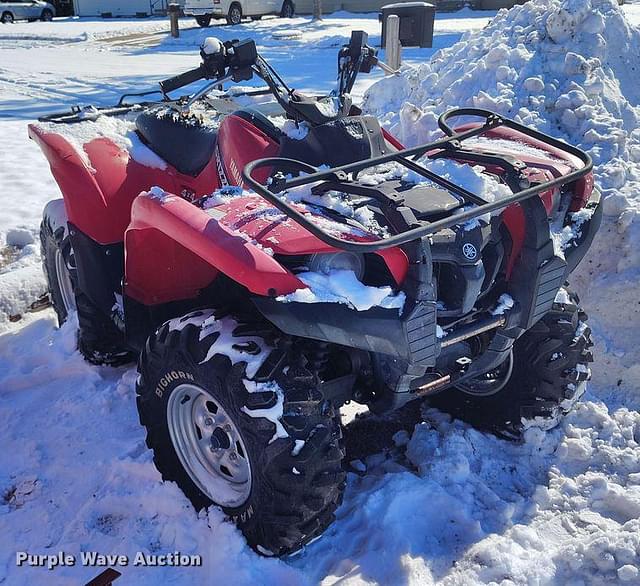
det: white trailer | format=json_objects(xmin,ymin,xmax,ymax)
[{"xmin": 72, "ymin": 0, "xmax": 154, "ymax": 17}]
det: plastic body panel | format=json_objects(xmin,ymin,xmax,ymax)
[{"xmin": 28, "ymin": 124, "xmax": 222, "ymax": 245}]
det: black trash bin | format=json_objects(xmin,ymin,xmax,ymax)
[{"xmin": 380, "ymin": 2, "xmax": 436, "ymax": 49}]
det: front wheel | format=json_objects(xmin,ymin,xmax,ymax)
[
  {"xmin": 226, "ymin": 3, "xmax": 242, "ymax": 25},
  {"xmin": 1, "ymin": 12, "xmax": 14, "ymax": 24},
  {"xmin": 136, "ymin": 310, "xmax": 346, "ymax": 556},
  {"xmin": 195, "ymin": 15, "xmax": 211, "ymax": 27},
  {"xmin": 41, "ymin": 9, "xmax": 53, "ymax": 21},
  {"xmin": 429, "ymin": 288, "xmax": 593, "ymax": 439},
  {"xmin": 280, "ymin": 0, "xmax": 294, "ymax": 18}
]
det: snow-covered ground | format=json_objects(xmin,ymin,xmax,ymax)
[{"xmin": 2, "ymin": 2, "xmax": 640, "ymax": 584}]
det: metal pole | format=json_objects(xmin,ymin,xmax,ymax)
[
  {"xmin": 385, "ymin": 15, "xmax": 401, "ymax": 73},
  {"xmin": 169, "ymin": 3, "xmax": 180, "ymax": 38}
]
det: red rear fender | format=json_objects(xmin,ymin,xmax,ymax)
[
  {"xmin": 29, "ymin": 125, "xmax": 108, "ymax": 235},
  {"xmin": 29, "ymin": 124, "xmax": 222, "ymax": 245}
]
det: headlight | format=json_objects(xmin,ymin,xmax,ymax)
[{"xmin": 308, "ymin": 252, "xmax": 365, "ymax": 280}]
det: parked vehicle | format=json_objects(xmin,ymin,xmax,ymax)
[
  {"xmin": 31, "ymin": 31, "xmax": 601, "ymax": 556},
  {"xmin": 0, "ymin": 0, "xmax": 55, "ymax": 22},
  {"xmin": 185, "ymin": 0, "xmax": 294, "ymax": 26}
]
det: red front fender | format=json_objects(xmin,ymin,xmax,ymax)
[{"xmin": 125, "ymin": 191, "xmax": 306, "ymax": 305}]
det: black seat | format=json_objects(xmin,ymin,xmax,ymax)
[
  {"xmin": 279, "ymin": 115, "xmax": 390, "ymax": 168},
  {"xmin": 136, "ymin": 111, "xmax": 218, "ymax": 177},
  {"xmin": 232, "ymin": 103, "xmax": 285, "ymax": 143}
]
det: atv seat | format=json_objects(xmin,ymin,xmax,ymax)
[
  {"xmin": 136, "ymin": 111, "xmax": 218, "ymax": 177},
  {"xmin": 233, "ymin": 104, "xmax": 285, "ymax": 144}
]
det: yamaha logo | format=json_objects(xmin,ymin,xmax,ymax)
[{"xmin": 462, "ymin": 243, "xmax": 478, "ymax": 260}]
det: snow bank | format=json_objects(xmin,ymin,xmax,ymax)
[
  {"xmin": 365, "ymin": 0, "xmax": 640, "ymax": 388},
  {"xmin": 299, "ymin": 401, "xmax": 640, "ymax": 584}
]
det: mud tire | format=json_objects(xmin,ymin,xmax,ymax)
[
  {"xmin": 136, "ymin": 310, "xmax": 346, "ymax": 556},
  {"xmin": 429, "ymin": 289, "xmax": 594, "ymax": 439}
]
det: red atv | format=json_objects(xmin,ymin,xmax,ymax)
[{"xmin": 31, "ymin": 32, "xmax": 601, "ymax": 556}]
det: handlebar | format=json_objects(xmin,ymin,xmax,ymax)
[
  {"xmin": 160, "ymin": 66, "xmax": 206, "ymax": 94},
  {"xmin": 159, "ymin": 37, "xmax": 258, "ymax": 98}
]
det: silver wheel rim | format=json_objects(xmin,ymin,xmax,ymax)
[
  {"xmin": 54, "ymin": 248, "xmax": 76, "ymax": 313},
  {"xmin": 167, "ymin": 383, "xmax": 252, "ymax": 507},
  {"xmin": 230, "ymin": 7, "xmax": 241, "ymax": 23}
]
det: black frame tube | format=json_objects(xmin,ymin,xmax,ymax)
[{"xmin": 242, "ymin": 109, "xmax": 592, "ymax": 253}]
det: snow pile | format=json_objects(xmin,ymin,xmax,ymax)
[
  {"xmin": 299, "ymin": 401, "xmax": 640, "ymax": 584},
  {"xmin": 365, "ymin": 0, "xmax": 640, "ymax": 387},
  {"xmin": 279, "ymin": 269, "xmax": 406, "ymax": 311},
  {"xmin": 0, "ymin": 227, "xmax": 45, "ymax": 323}
]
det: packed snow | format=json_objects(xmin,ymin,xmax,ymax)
[
  {"xmin": 2, "ymin": 3, "xmax": 640, "ymax": 585},
  {"xmin": 278, "ymin": 269, "xmax": 406, "ymax": 311}
]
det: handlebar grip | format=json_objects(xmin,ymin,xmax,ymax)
[{"xmin": 160, "ymin": 66, "xmax": 206, "ymax": 94}]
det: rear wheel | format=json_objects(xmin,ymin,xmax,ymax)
[
  {"xmin": 280, "ymin": 0, "xmax": 294, "ymax": 18},
  {"xmin": 429, "ymin": 288, "xmax": 593, "ymax": 439},
  {"xmin": 136, "ymin": 310, "xmax": 346, "ymax": 556},
  {"xmin": 40, "ymin": 199, "xmax": 131, "ymax": 365},
  {"xmin": 40, "ymin": 200, "xmax": 76, "ymax": 325},
  {"xmin": 1, "ymin": 12, "xmax": 14, "ymax": 24},
  {"xmin": 226, "ymin": 3, "xmax": 242, "ymax": 25},
  {"xmin": 41, "ymin": 9, "xmax": 53, "ymax": 21},
  {"xmin": 195, "ymin": 15, "xmax": 211, "ymax": 27}
]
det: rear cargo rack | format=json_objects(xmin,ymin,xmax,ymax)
[{"xmin": 242, "ymin": 108, "xmax": 592, "ymax": 253}]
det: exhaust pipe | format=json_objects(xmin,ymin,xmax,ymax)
[{"xmin": 415, "ymin": 374, "xmax": 451, "ymax": 397}]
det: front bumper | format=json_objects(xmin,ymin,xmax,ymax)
[
  {"xmin": 563, "ymin": 188, "xmax": 603, "ymax": 274},
  {"xmin": 253, "ymin": 297, "xmax": 438, "ymax": 366},
  {"xmin": 185, "ymin": 8, "xmax": 223, "ymax": 15}
]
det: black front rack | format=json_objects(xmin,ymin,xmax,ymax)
[{"xmin": 242, "ymin": 108, "xmax": 593, "ymax": 253}]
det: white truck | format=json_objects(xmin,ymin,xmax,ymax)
[{"xmin": 185, "ymin": 0, "xmax": 295, "ymax": 26}]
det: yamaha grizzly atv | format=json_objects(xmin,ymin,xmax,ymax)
[{"xmin": 31, "ymin": 32, "xmax": 601, "ymax": 556}]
